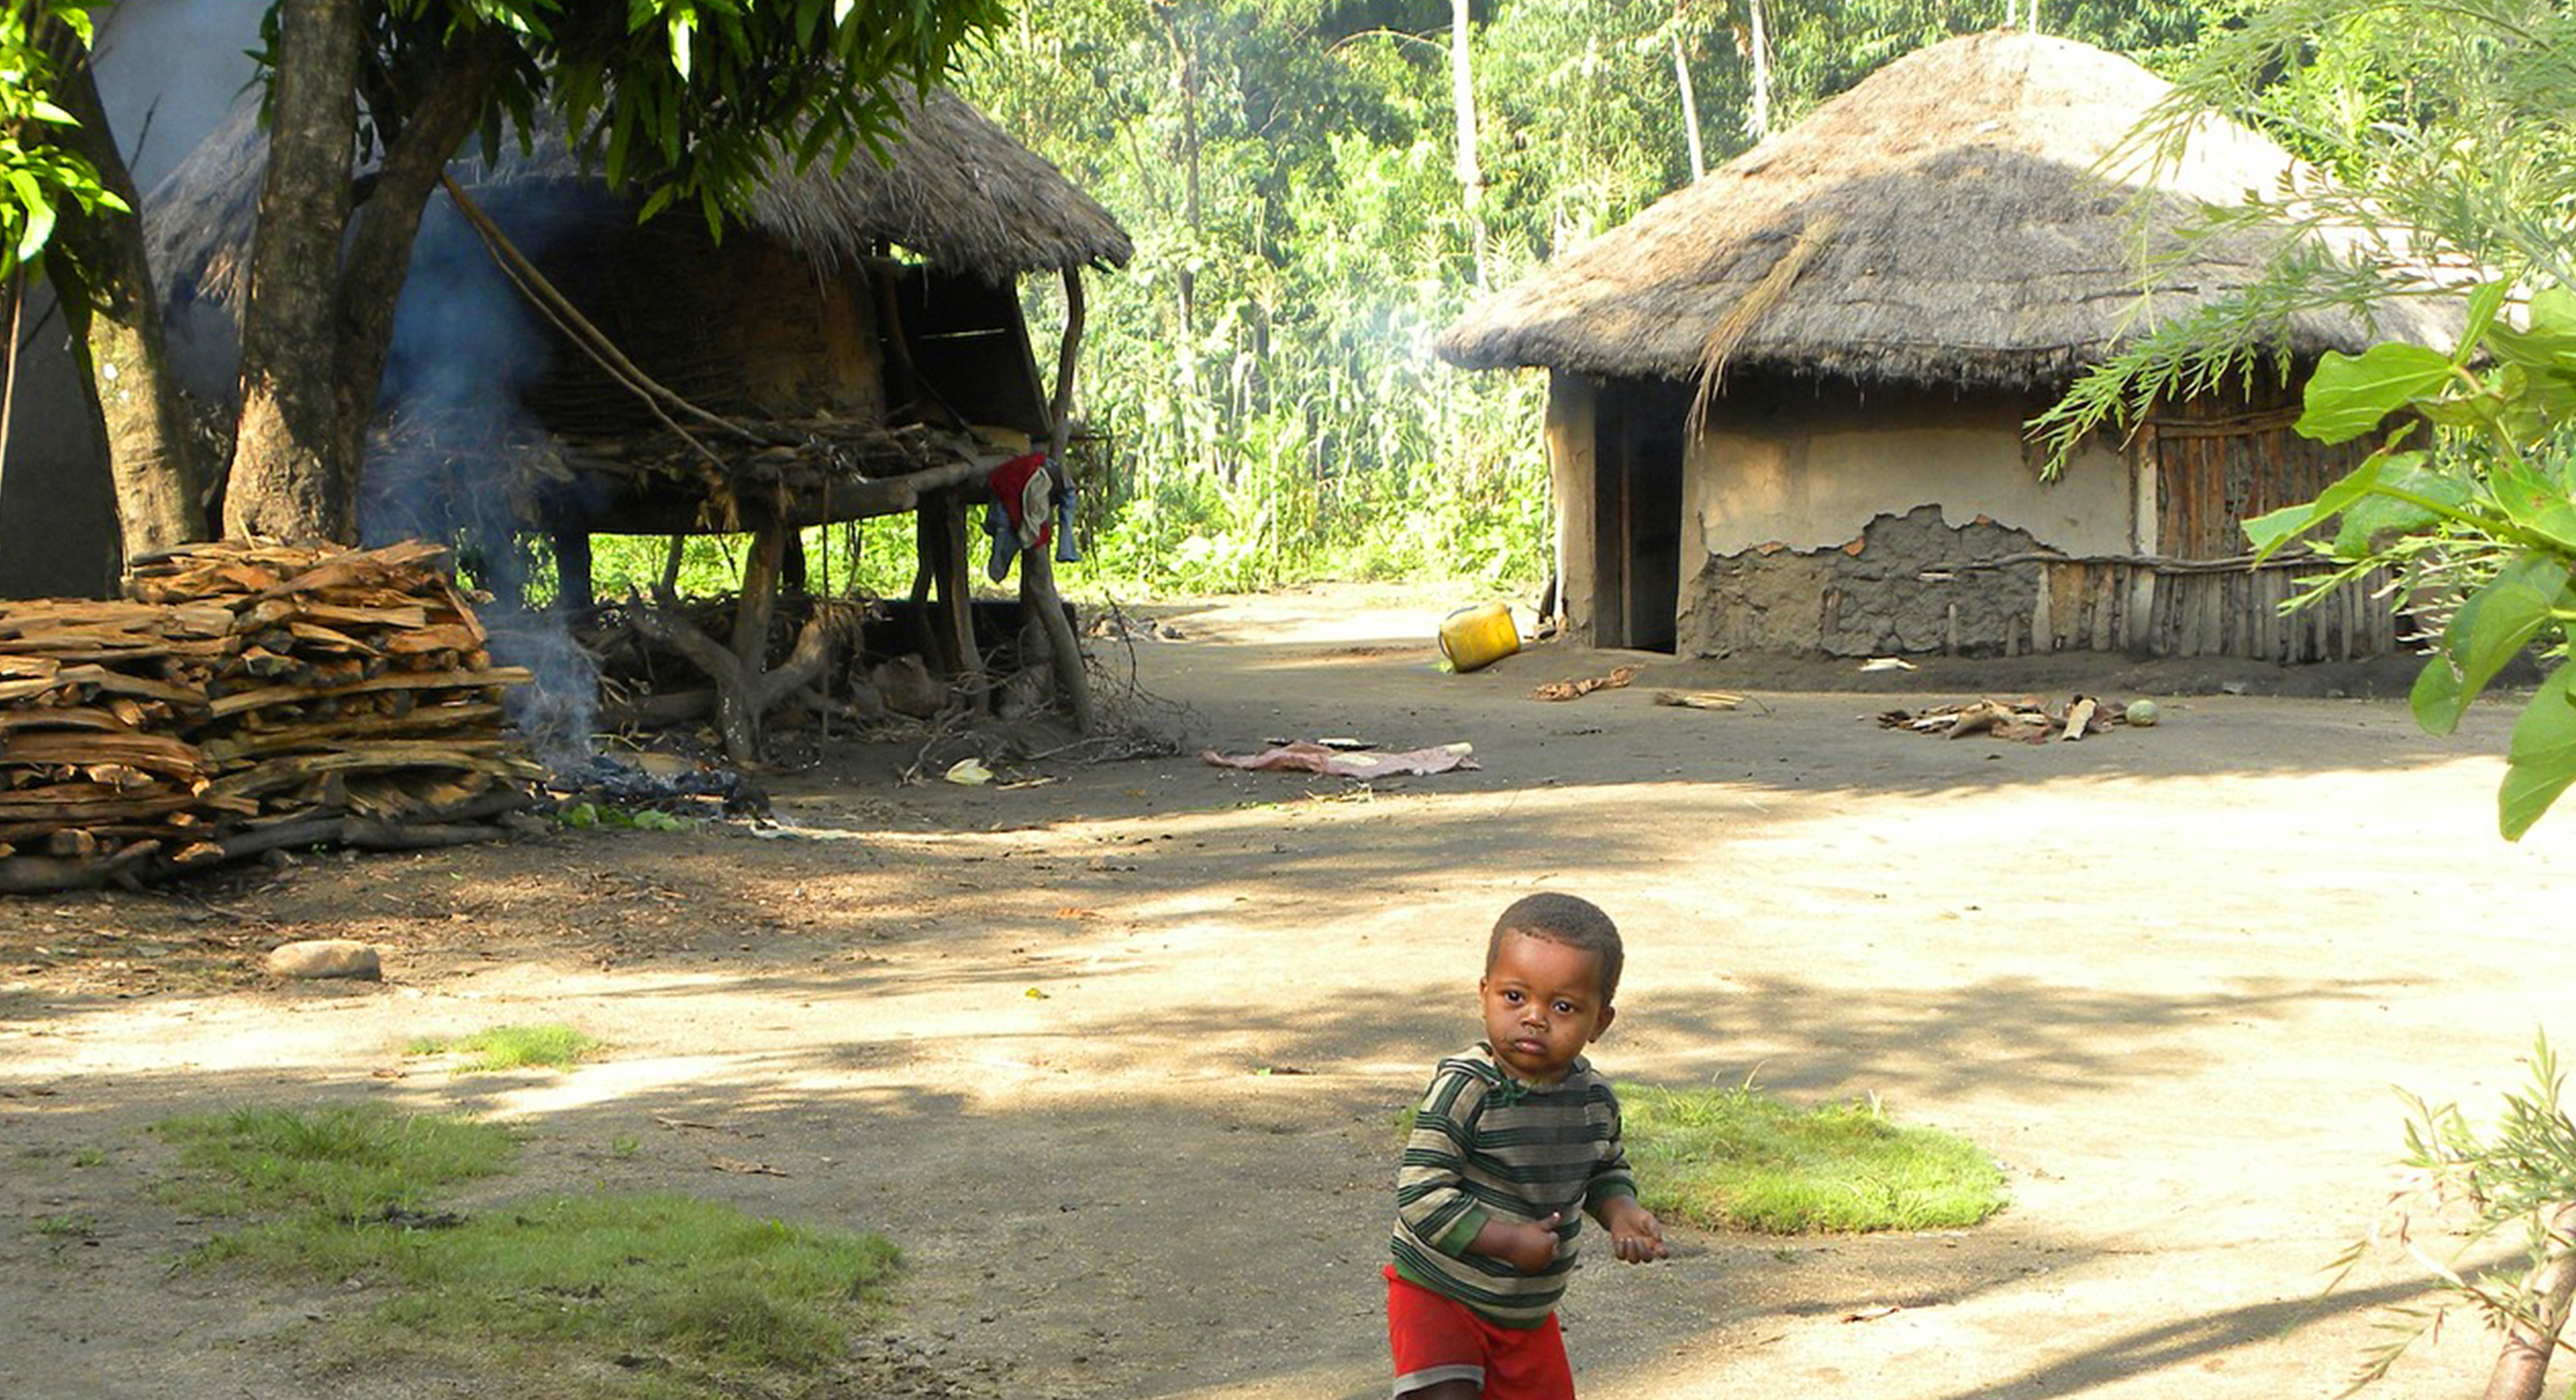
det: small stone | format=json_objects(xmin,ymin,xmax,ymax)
[{"xmin": 264, "ymin": 940, "xmax": 382, "ymax": 981}]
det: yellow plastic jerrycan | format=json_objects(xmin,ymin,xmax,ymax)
[{"xmin": 1438, "ymin": 602, "xmax": 1521, "ymax": 673}]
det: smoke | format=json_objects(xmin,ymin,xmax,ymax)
[{"xmin": 362, "ymin": 184, "xmax": 606, "ymax": 768}]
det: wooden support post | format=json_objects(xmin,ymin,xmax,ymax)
[
  {"xmin": 912, "ymin": 501, "xmax": 956, "ymax": 677},
  {"xmin": 2128, "ymin": 424, "xmax": 2160, "ymax": 655},
  {"xmin": 781, "ymin": 528, "xmax": 808, "ymax": 598},
  {"xmin": 731, "ymin": 513, "xmax": 786, "ymax": 670},
  {"xmin": 548, "ymin": 530, "xmax": 593, "ymax": 612},
  {"xmin": 930, "ymin": 488, "xmax": 987, "ymax": 712},
  {"xmin": 1030, "ymin": 266, "xmax": 1097, "ymax": 735}
]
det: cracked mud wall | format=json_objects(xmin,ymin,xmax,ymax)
[{"xmin": 1679, "ymin": 503, "xmax": 2048, "ymax": 657}]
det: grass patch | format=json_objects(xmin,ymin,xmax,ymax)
[
  {"xmin": 406, "ymin": 1023, "xmax": 599, "ymax": 1073},
  {"xmin": 1393, "ymin": 1083, "xmax": 2007, "ymax": 1235},
  {"xmin": 209, "ymin": 1194, "xmax": 898, "ymax": 1376},
  {"xmin": 1620, "ymin": 1084, "xmax": 2007, "ymax": 1233},
  {"xmin": 33, "ymin": 1212, "xmax": 97, "ymax": 1240},
  {"xmin": 156, "ymin": 1105, "xmax": 900, "ymax": 1393},
  {"xmin": 153, "ymin": 1104, "xmax": 517, "ymax": 1220}
]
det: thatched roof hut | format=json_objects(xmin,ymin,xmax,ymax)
[
  {"xmin": 144, "ymin": 87, "xmax": 1131, "ymax": 541},
  {"xmin": 150, "ymin": 86, "xmax": 1130, "ymax": 315},
  {"xmin": 142, "ymin": 87, "xmax": 1131, "ymax": 742},
  {"xmin": 1438, "ymin": 30, "xmax": 2450, "ymax": 663},
  {"xmin": 1439, "ymin": 28, "xmax": 2450, "ymax": 388}
]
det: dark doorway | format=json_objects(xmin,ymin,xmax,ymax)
[{"xmin": 1591, "ymin": 379, "xmax": 1688, "ymax": 651}]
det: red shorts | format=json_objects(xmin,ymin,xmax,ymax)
[{"xmin": 1384, "ymin": 1265, "xmax": 1574, "ymax": 1399}]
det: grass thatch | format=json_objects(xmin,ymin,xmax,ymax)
[
  {"xmin": 1438, "ymin": 29, "xmax": 2456, "ymax": 390},
  {"xmin": 148, "ymin": 85, "xmax": 1130, "ymax": 315}
]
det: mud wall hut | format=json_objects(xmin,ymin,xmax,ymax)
[{"xmin": 1438, "ymin": 30, "xmax": 2455, "ymax": 662}]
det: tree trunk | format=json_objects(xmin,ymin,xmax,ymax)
[
  {"xmin": 33, "ymin": 15, "xmax": 206, "ymax": 559},
  {"xmin": 1450, "ymin": 0, "xmax": 1489, "ymax": 288},
  {"xmin": 1156, "ymin": 7, "xmax": 1204, "ymax": 464},
  {"xmin": 2483, "ymin": 1203, "xmax": 2576, "ymax": 1400},
  {"xmin": 1032, "ymin": 267, "xmax": 1095, "ymax": 735},
  {"xmin": 225, "ymin": 5, "xmax": 501, "ymax": 544},
  {"xmin": 327, "ymin": 34, "xmax": 503, "ymax": 488},
  {"xmin": 224, "ymin": 0, "xmax": 363, "ymax": 542},
  {"xmin": 1745, "ymin": 0, "xmax": 1772, "ymax": 142},
  {"xmin": 1673, "ymin": 25, "xmax": 1705, "ymax": 181}
]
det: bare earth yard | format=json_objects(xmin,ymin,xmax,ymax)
[{"xmin": 3, "ymin": 584, "xmax": 2569, "ymax": 1399}]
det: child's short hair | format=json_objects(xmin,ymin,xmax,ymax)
[{"xmin": 1488, "ymin": 892, "xmax": 1623, "ymax": 1004}]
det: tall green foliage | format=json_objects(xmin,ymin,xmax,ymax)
[{"xmin": 0, "ymin": 2, "xmax": 126, "ymax": 272}]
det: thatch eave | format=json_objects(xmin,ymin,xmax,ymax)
[
  {"xmin": 149, "ymin": 86, "xmax": 1132, "ymax": 316},
  {"xmin": 1436, "ymin": 30, "xmax": 2462, "ymax": 393}
]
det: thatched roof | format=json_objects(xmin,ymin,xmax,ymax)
[
  {"xmin": 149, "ymin": 85, "xmax": 1130, "ymax": 311},
  {"xmin": 1438, "ymin": 30, "xmax": 2456, "ymax": 390}
]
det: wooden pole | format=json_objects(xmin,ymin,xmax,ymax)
[
  {"xmin": 931, "ymin": 488, "xmax": 987, "ymax": 712},
  {"xmin": 1028, "ymin": 267, "xmax": 1097, "ymax": 734}
]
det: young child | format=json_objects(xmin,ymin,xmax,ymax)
[{"xmin": 1387, "ymin": 892, "xmax": 1666, "ymax": 1400}]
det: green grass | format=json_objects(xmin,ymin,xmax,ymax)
[
  {"xmin": 1620, "ymin": 1084, "xmax": 2009, "ymax": 1234},
  {"xmin": 1394, "ymin": 1082, "xmax": 2009, "ymax": 1235},
  {"xmin": 205, "ymin": 1194, "xmax": 899, "ymax": 1375},
  {"xmin": 406, "ymin": 1023, "xmax": 599, "ymax": 1073},
  {"xmin": 153, "ymin": 1105, "xmax": 517, "ymax": 1220},
  {"xmin": 157, "ymin": 1105, "xmax": 901, "ymax": 1394},
  {"xmin": 32, "ymin": 1212, "xmax": 97, "ymax": 1239}
]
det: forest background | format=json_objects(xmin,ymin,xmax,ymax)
[{"xmin": 749, "ymin": 0, "xmax": 2325, "ymax": 605}]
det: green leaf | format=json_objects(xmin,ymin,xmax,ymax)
[
  {"xmin": 2411, "ymin": 653, "xmax": 2464, "ymax": 735},
  {"xmin": 2497, "ymin": 362, "xmax": 2576, "ymax": 444},
  {"xmin": 2456, "ymin": 281, "xmax": 2510, "ymax": 366},
  {"xmin": 2499, "ymin": 663, "xmax": 2576, "ymax": 840},
  {"xmin": 2487, "ymin": 288, "xmax": 2576, "ymax": 374},
  {"xmin": 2331, "ymin": 456, "xmax": 2462, "ymax": 558},
  {"xmin": 2296, "ymin": 343, "xmax": 2459, "ymax": 444},
  {"xmin": 2245, "ymin": 451, "xmax": 2399, "ymax": 558},
  {"xmin": 2414, "ymin": 554, "xmax": 2573, "ymax": 736},
  {"xmin": 2488, "ymin": 462, "xmax": 2576, "ymax": 553}
]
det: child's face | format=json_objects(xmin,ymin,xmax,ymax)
[{"xmin": 1479, "ymin": 932, "xmax": 1616, "ymax": 1085}]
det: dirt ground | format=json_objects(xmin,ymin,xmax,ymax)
[{"xmin": 4, "ymin": 582, "xmax": 2571, "ymax": 1400}]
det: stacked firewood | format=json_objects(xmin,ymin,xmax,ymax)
[{"xmin": 0, "ymin": 540, "xmax": 543, "ymax": 893}]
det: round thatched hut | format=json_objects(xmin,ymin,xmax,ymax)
[{"xmin": 1438, "ymin": 29, "xmax": 2453, "ymax": 662}]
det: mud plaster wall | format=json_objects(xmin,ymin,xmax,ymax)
[
  {"xmin": 1683, "ymin": 382, "xmax": 2130, "ymax": 563},
  {"xmin": 1543, "ymin": 371, "xmax": 1599, "ymax": 643},
  {"xmin": 1680, "ymin": 503, "xmax": 2049, "ymax": 657},
  {"xmin": 1671, "ymin": 380, "xmax": 2127, "ymax": 657}
]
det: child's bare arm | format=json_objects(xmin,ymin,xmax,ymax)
[
  {"xmin": 1463, "ymin": 1212, "xmax": 1565, "ymax": 1273},
  {"xmin": 1597, "ymin": 1196, "xmax": 1668, "ymax": 1263}
]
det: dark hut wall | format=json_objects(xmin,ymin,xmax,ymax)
[{"xmin": 509, "ymin": 194, "xmax": 886, "ymax": 436}]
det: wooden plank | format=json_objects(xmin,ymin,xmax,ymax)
[
  {"xmin": 0, "ymin": 665, "xmax": 202, "ymax": 705},
  {"xmin": 199, "ymin": 704, "xmax": 505, "ymax": 761},
  {"xmin": 379, "ymin": 623, "xmax": 483, "ymax": 655},
  {"xmin": 241, "ymin": 598, "xmax": 433, "ymax": 630},
  {"xmin": 207, "ymin": 666, "xmax": 532, "ymax": 718},
  {"xmin": 208, "ymin": 747, "xmax": 542, "ymax": 800},
  {"xmin": 0, "ymin": 790, "xmax": 197, "ymax": 823},
  {"xmin": 0, "ymin": 731, "xmax": 207, "ymax": 776}
]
